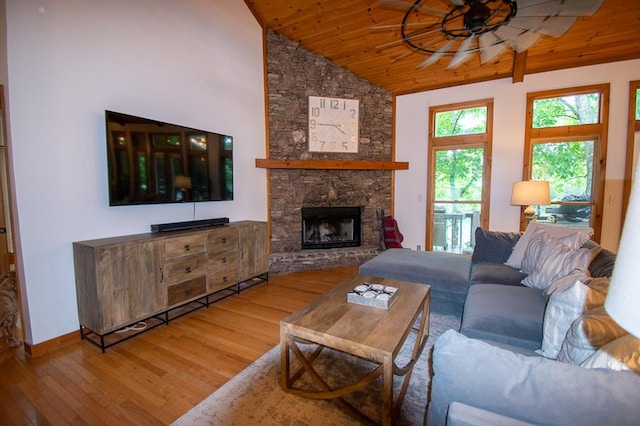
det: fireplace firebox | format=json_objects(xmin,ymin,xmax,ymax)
[{"xmin": 301, "ymin": 207, "xmax": 362, "ymax": 250}]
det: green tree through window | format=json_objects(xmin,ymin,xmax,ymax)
[
  {"xmin": 525, "ymin": 85, "xmax": 609, "ymax": 238},
  {"xmin": 429, "ymin": 100, "xmax": 492, "ymax": 253},
  {"xmin": 532, "ymin": 93, "xmax": 600, "ymax": 128},
  {"xmin": 435, "ymin": 107, "xmax": 487, "ymax": 136}
]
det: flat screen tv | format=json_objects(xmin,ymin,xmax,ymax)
[{"xmin": 105, "ymin": 111, "xmax": 233, "ymax": 206}]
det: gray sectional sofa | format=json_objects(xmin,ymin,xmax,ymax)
[{"xmin": 358, "ymin": 226, "xmax": 640, "ymax": 425}]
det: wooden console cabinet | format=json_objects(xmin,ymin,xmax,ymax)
[{"xmin": 73, "ymin": 221, "xmax": 268, "ymax": 351}]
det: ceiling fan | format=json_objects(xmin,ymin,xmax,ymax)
[{"xmin": 377, "ymin": 0, "xmax": 604, "ymax": 69}]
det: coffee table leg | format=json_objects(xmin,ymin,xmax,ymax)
[
  {"xmin": 281, "ymin": 329, "xmax": 291, "ymax": 390},
  {"xmin": 382, "ymin": 357, "xmax": 393, "ymax": 426}
]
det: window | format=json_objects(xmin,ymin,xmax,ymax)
[
  {"xmin": 524, "ymin": 84, "xmax": 609, "ymax": 241},
  {"xmin": 623, "ymin": 81, "xmax": 640, "ymax": 220},
  {"xmin": 635, "ymin": 87, "xmax": 640, "ymax": 120},
  {"xmin": 427, "ymin": 99, "xmax": 492, "ymax": 253}
]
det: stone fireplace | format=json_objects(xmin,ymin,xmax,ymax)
[
  {"xmin": 265, "ymin": 29, "xmax": 394, "ymax": 274},
  {"xmin": 301, "ymin": 206, "xmax": 361, "ymax": 250}
]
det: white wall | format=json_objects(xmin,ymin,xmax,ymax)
[
  {"xmin": 4, "ymin": 0, "xmax": 267, "ymax": 345},
  {"xmin": 395, "ymin": 59, "xmax": 640, "ymax": 253}
]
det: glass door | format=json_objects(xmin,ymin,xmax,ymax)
[{"xmin": 427, "ymin": 99, "xmax": 492, "ymax": 253}]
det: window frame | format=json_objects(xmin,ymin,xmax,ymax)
[
  {"xmin": 426, "ymin": 98, "xmax": 493, "ymax": 251},
  {"xmin": 523, "ymin": 84, "xmax": 610, "ymax": 242},
  {"xmin": 623, "ymin": 80, "xmax": 640, "ymax": 222}
]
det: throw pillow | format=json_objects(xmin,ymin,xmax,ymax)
[
  {"xmin": 505, "ymin": 222, "xmax": 593, "ymax": 269},
  {"xmin": 537, "ymin": 278, "xmax": 608, "ymax": 359},
  {"xmin": 581, "ymin": 334, "xmax": 640, "ymax": 373},
  {"xmin": 521, "ymin": 234, "xmax": 601, "ymax": 290},
  {"xmin": 543, "ymin": 267, "xmax": 591, "ymax": 296},
  {"xmin": 520, "ymin": 229, "xmax": 581, "ymax": 275},
  {"xmin": 471, "ymin": 228, "xmax": 521, "ymax": 264},
  {"xmin": 557, "ymin": 306, "xmax": 628, "ymax": 365}
]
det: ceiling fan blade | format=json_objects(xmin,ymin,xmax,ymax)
[
  {"xmin": 479, "ymin": 31, "xmax": 507, "ymax": 63},
  {"xmin": 371, "ymin": 21, "xmax": 438, "ymax": 30},
  {"xmin": 506, "ymin": 16, "xmax": 576, "ymax": 37},
  {"xmin": 505, "ymin": 16, "xmax": 546, "ymax": 31},
  {"xmin": 517, "ymin": 0, "xmax": 603, "ymax": 17},
  {"xmin": 376, "ymin": 26, "xmax": 441, "ymax": 49},
  {"xmin": 532, "ymin": 16, "xmax": 577, "ymax": 37},
  {"xmin": 417, "ymin": 39, "xmax": 455, "ymax": 68},
  {"xmin": 495, "ymin": 26, "xmax": 541, "ymax": 53},
  {"xmin": 447, "ymin": 36, "xmax": 476, "ymax": 69},
  {"xmin": 378, "ymin": 0, "xmax": 447, "ymax": 16}
]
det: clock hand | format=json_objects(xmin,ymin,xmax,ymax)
[{"xmin": 317, "ymin": 123, "xmax": 346, "ymax": 135}]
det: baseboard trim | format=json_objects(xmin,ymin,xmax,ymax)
[{"xmin": 23, "ymin": 330, "xmax": 80, "ymax": 357}]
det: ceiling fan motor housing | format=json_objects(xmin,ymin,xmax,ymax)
[{"xmin": 464, "ymin": 1, "xmax": 493, "ymax": 34}]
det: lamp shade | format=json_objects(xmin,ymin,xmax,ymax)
[
  {"xmin": 510, "ymin": 180, "xmax": 551, "ymax": 206},
  {"xmin": 605, "ymin": 165, "xmax": 640, "ymax": 338}
]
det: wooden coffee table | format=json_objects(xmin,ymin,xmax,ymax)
[{"xmin": 280, "ymin": 274, "xmax": 431, "ymax": 425}]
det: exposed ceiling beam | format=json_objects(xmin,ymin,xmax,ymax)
[{"xmin": 512, "ymin": 51, "xmax": 528, "ymax": 84}]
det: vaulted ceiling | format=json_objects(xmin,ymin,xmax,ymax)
[{"xmin": 243, "ymin": 0, "xmax": 640, "ymax": 95}]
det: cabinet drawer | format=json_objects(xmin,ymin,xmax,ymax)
[
  {"xmin": 207, "ymin": 229, "xmax": 238, "ymax": 256},
  {"xmin": 167, "ymin": 276, "xmax": 206, "ymax": 306},
  {"xmin": 208, "ymin": 267, "xmax": 238, "ymax": 292},
  {"xmin": 164, "ymin": 234, "xmax": 205, "ymax": 259},
  {"xmin": 164, "ymin": 253, "xmax": 207, "ymax": 286},
  {"xmin": 208, "ymin": 251, "xmax": 238, "ymax": 271}
]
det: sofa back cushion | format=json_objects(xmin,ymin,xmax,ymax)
[
  {"xmin": 583, "ymin": 240, "xmax": 617, "ymax": 278},
  {"xmin": 471, "ymin": 228, "xmax": 520, "ymax": 264}
]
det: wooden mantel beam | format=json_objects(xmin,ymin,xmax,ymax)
[{"xmin": 255, "ymin": 159, "xmax": 409, "ymax": 170}]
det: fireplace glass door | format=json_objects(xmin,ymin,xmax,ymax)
[{"xmin": 301, "ymin": 207, "xmax": 361, "ymax": 250}]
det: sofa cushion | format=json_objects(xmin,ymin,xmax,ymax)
[
  {"xmin": 460, "ymin": 284, "xmax": 545, "ymax": 350},
  {"xmin": 505, "ymin": 222, "xmax": 593, "ymax": 270},
  {"xmin": 538, "ymin": 277, "xmax": 608, "ymax": 359},
  {"xmin": 359, "ymin": 249, "xmax": 471, "ymax": 293},
  {"xmin": 584, "ymin": 240, "xmax": 617, "ymax": 278},
  {"xmin": 471, "ymin": 228, "xmax": 520, "ymax": 264},
  {"xmin": 543, "ymin": 267, "xmax": 591, "ymax": 295},
  {"xmin": 558, "ymin": 306, "xmax": 628, "ymax": 365},
  {"xmin": 520, "ymin": 229, "xmax": 581, "ymax": 274},
  {"xmin": 447, "ymin": 402, "xmax": 536, "ymax": 426},
  {"xmin": 469, "ymin": 262, "xmax": 526, "ymax": 286},
  {"xmin": 358, "ymin": 249, "xmax": 471, "ymax": 315},
  {"xmin": 581, "ymin": 334, "xmax": 640, "ymax": 372},
  {"xmin": 521, "ymin": 234, "xmax": 601, "ymax": 290},
  {"xmin": 428, "ymin": 330, "xmax": 640, "ymax": 426}
]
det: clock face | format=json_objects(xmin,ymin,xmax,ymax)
[{"xmin": 308, "ymin": 96, "xmax": 359, "ymax": 153}]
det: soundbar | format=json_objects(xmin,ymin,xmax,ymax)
[{"xmin": 150, "ymin": 217, "xmax": 230, "ymax": 233}]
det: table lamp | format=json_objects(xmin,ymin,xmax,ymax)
[
  {"xmin": 511, "ymin": 180, "xmax": 550, "ymax": 224},
  {"xmin": 175, "ymin": 175, "xmax": 192, "ymax": 201},
  {"xmin": 605, "ymin": 166, "xmax": 640, "ymax": 338}
]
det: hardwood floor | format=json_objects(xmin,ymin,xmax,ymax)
[{"xmin": 0, "ymin": 267, "xmax": 358, "ymax": 425}]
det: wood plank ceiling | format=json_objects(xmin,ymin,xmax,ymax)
[{"xmin": 243, "ymin": 0, "xmax": 640, "ymax": 95}]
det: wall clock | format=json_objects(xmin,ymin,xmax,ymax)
[{"xmin": 308, "ymin": 96, "xmax": 359, "ymax": 153}]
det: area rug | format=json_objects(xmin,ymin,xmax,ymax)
[{"xmin": 173, "ymin": 312, "xmax": 460, "ymax": 426}]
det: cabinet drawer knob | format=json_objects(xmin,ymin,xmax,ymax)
[
  {"xmin": 221, "ymin": 238, "xmax": 226, "ymax": 243},
  {"xmin": 222, "ymin": 257, "xmax": 227, "ymax": 263},
  {"xmin": 185, "ymin": 266, "xmax": 192, "ymax": 273},
  {"xmin": 184, "ymin": 244, "xmax": 191, "ymax": 251},
  {"xmin": 223, "ymin": 276, "xmax": 227, "ymax": 282}
]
